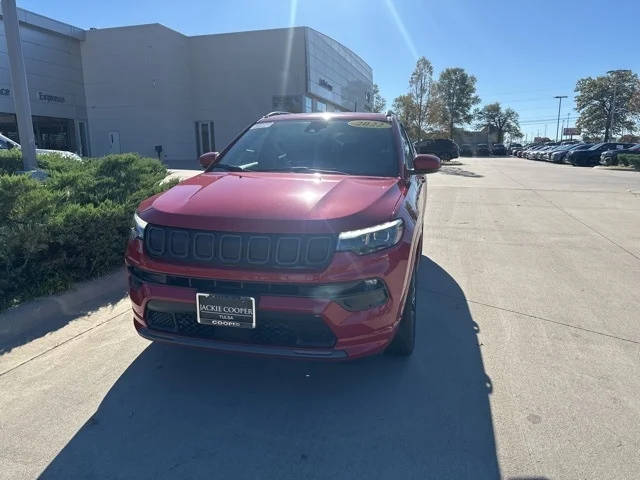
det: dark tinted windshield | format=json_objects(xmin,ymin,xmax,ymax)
[
  {"xmin": 588, "ymin": 143, "xmax": 605, "ymax": 150},
  {"xmin": 215, "ymin": 119, "xmax": 398, "ymax": 177}
]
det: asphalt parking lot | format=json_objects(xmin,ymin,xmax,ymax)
[{"xmin": 1, "ymin": 157, "xmax": 639, "ymax": 479}]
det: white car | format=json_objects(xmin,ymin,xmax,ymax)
[{"xmin": 0, "ymin": 132, "xmax": 82, "ymax": 160}]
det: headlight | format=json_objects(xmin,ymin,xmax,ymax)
[
  {"xmin": 336, "ymin": 219, "xmax": 403, "ymax": 255},
  {"xmin": 131, "ymin": 212, "xmax": 147, "ymax": 239}
]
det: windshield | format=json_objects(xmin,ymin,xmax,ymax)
[
  {"xmin": 588, "ymin": 143, "xmax": 605, "ymax": 150},
  {"xmin": 214, "ymin": 119, "xmax": 398, "ymax": 177}
]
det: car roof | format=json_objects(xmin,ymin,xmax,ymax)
[{"xmin": 256, "ymin": 112, "xmax": 390, "ymax": 123}]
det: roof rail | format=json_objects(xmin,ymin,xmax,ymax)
[{"xmin": 262, "ymin": 111, "xmax": 291, "ymax": 118}]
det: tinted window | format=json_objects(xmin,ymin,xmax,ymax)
[{"xmin": 217, "ymin": 119, "xmax": 398, "ymax": 177}]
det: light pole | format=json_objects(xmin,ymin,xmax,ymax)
[
  {"xmin": 554, "ymin": 95, "xmax": 567, "ymax": 142},
  {"xmin": 2, "ymin": 0, "xmax": 37, "ymax": 171},
  {"xmin": 606, "ymin": 69, "xmax": 631, "ymax": 141}
]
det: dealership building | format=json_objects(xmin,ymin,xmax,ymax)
[{"xmin": 0, "ymin": 8, "xmax": 373, "ymax": 165}]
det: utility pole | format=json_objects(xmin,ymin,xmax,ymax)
[
  {"xmin": 554, "ymin": 95, "xmax": 567, "ymax": 142},
  {"xmin": 560, "ymin": 120, "xmax": 564, "ymax": 141},
  {"xmin": 606, "ymin": 70, "xmax": 631, "ymax": 141},
  {"xmin": 2, "ymin": 0, "xmax": 37, "ymax": 171}
]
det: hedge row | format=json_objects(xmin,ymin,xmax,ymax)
[
  {"xmin": 0, "ymin": 151, "xmax": 178, "ymax": 310},
  {"xmin": 617, "ymin": 153, "xmax": 640, "ymax": 170}
]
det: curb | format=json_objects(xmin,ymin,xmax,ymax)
[{"xmin": 0, "ymin": 268, "xmax": 128, "ymax": 352}]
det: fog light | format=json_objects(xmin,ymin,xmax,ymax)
[{"xmin": 333, "ymin": 278, "xmax": 388, "ymax": 311}]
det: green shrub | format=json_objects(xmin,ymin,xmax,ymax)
[
  {"xmin": 618, "ymin": 153, "xmax": 640, "ymax": 170},
  {"xmin": 0, "ymin": 152, "xmax": 178, "ymax": 309},
  {"xmin": 0, "ymin": 149, "xmax": 83, "ymax": 175},
  {"xmin": 0, "ymin": 149, "xmax": 24, "ymax": 175}
]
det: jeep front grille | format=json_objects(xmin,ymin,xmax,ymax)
[{"xmin": 144, "ymin": 225, "xmax": 335, "ymax": 270}]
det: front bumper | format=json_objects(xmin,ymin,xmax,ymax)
[
  {"xmin": 136, "ymin": 324, "xmax": 349, "ymax": 359},
  {"xmin": 125, "ymin": 235, "xmax": 415, "ymax": 360}
]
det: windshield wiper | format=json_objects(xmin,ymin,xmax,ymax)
[
  {"xmin": 210, "ymin": 163, "xmax": 245, "ymax": 172},
  {"xmin": 254, "ymin": 166, "xmax": 349, "ymax": 175}
]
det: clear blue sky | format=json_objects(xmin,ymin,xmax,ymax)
[{"xmin": 23, "ymin": 0, "xmax": 640, "ymax": 141}]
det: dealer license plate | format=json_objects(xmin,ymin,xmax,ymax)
[{"xmin": 196, "ymin": 293, "xmax": 256, "ymax": 329}]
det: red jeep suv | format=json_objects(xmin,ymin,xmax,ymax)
[{"xmin": 125, "ymin": 112, "xmax": 440, "ymax": 360}]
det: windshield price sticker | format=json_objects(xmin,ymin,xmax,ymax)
[{"xmin": 347, "ymin": 120, "xmax": 391, "ymax": 129}]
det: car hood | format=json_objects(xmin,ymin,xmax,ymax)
[{"xmin": 139, "ymin": 172, "xmax": 404, "ymax": 234}]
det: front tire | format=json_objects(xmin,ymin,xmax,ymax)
[{"xmin": 386, "ymin": 266, "xmax": 417, "ymax": 356}]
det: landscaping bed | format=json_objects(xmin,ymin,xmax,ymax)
[{"xmin": 0, "ymin": 151, "xmax": 178, "ymax": 310}]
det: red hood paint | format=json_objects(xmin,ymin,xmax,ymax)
[{"xmin": 138, "ymin": 172, "xmax": 403, "ymax": 234}]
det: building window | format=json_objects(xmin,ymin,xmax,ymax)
[
  {"xmin": 304, "ymin": 96, "xmax": 313, "ymax": 113},
  {"xmin": 195, "ymin": 121, "xmax": 215, "ymax": 156},
  {"xmin": 33, "ymin": 116, "xmax": 76, "ymax": 151},
  {"xmin": 315, "ymin": 101, "xmax": 326, "ymax": 112}
]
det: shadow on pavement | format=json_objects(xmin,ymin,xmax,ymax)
[
  {"xmin": 438, "ymin": 166, "xmax": 484, "ymax": 178},
  {"xmin": 0, "ymin": 270, "xmax": 127, "ymax": 355},
  {"xmin": 41, "ymin": 257, "xmax": 499, "ymax": 479}
]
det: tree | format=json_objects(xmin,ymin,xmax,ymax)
[
  {"xmin": 408, "ymin": 57, "xmax": 434, "ymax": 140},
  {"xmin": 392, "ymin": 94, "xmax": 416, "ymax": 134},
  {"xmin": 391, "ymin": 57, "xmax": 434, "ymax": 140},
  {"xmin": 371, "ymin": 84, "xmax": 386, "ymax": 113},
  {"xmin": 474, "ymin": 103, "xmax": 522, "ymax": 143},
  {"xmin": 575, "ymin": 70, "xmax": 640, "ymax": 141},
  {"xmin": 431, "ymin": 68, "xmax": 480, "ymax": 139}
]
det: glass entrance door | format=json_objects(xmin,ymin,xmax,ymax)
[{"xmin": 196, "ymin": 121, "xmax": 215, "ymax": 156}]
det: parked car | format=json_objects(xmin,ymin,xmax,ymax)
[
  {"xmin": 414, "ymin": 138, "xmax": 459, "ymax": 161},
  {"xmin": 532, "ymin": 146, "xmax": 551, "ymax": 160},
  {"xmin": 125, "ymin": 112, "xmax": 441, "ymax": 360},
  {"xmin": 524, "ymin": 145, "xmax": 547, "ymax": 159},
  {"xmin": 0, "ymin": 132, "xmax": 81, "ymax": 161},
  {"xmin": 476, "ymin": 144, "xmax": 491, "ymax": 156},
  {"xmin": 518, "ymin": 144, "xmax": 541, "ymax": 157},
  {"xmin": 514, "ymin": 145, "xmax": 533, "ymax": 157},
  {"xmin": 600, "ymin": 143, "xmax": 640, "ymax": 165},
  {"xmin": 460, "ymin": 144, "xmax": 474, "ymax": 156},
  {"xmin": 491, "ymin": 143, "xmax": 507, "ymax": 155},
  {"xmin": 567, "ymin": 142, "xmax": 633, "ymax": 166},
  {"xmin": 541, "ymin": 145, "xmax": 567, "ymax": 162},
  {"xmin": 534, "ymin": 144, "xmax": 560, "ymax": 161},
  {"xmin": 507, "ymin": 143, "xmax": 522, "ymax": 155},
  {"xmin": 549, "ymin": 143, "xmax": 592, "ymax": 163}
]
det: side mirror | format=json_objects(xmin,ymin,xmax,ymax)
[
  {"xmin": 413, "ymin": 154, "xmax": 441, "ymax": 174},
  {"xmin": 199, "ymin": 151, "xmax": 219, "ymax": 169}
]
